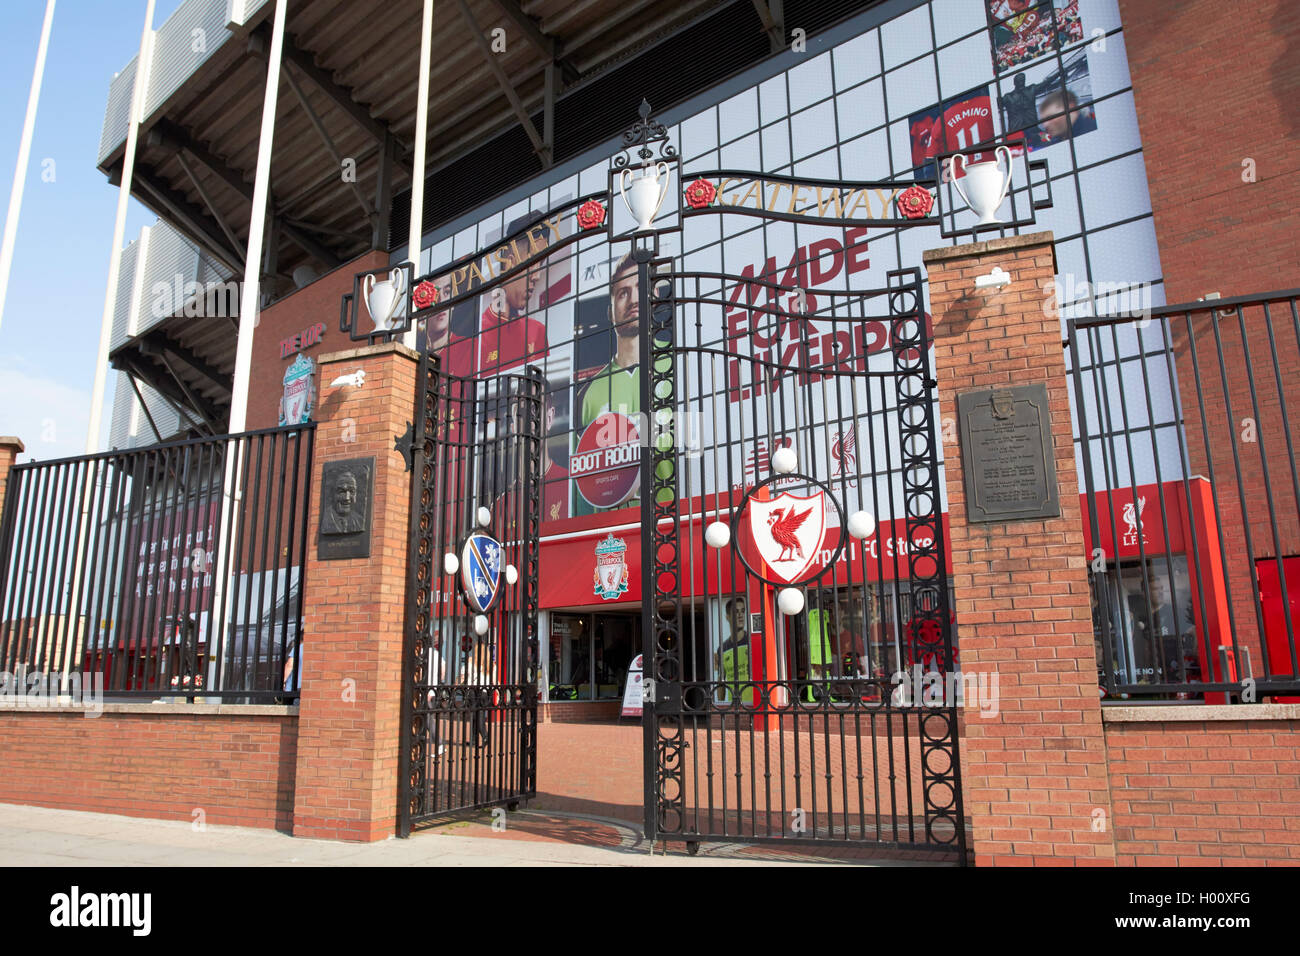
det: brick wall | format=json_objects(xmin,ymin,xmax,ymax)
[
  {"xmin": 1119, "ymin": 0, "xmax": 1300, "ymax": 304},
  {"xmin": 247, "ymin": 251, "xmax": 390, "ymax": 432},
  {"xmin": 0, "ymin": 437, "xmax": 22, "ymax": 520},
  {"xmin": 927, "ymin": 232, "xmax": 1116, "ymax": 865},
  {"xmin": 292, "ymin": 342, "xmax": 417, "ymax": 841},
  {"xmin": 540, "ymin": 701, "xmax": 624, "ymax": 723},
  {"xmin": 1104, "ymin": 708, "xmax": 1300, "ymax": 864},
  {"xmin": 0, "ymin": 707, "xmax": 297, "ymax": 830}
]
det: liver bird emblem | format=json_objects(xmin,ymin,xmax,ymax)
[
  {"xmin": 831, "ymin": 427, "xmax": 856, "ymax": 476},
  {"xmin": 749, "ymin": 490, "xmax": 827, "ymax": 584},
  {"xmin": 766, "ymin": 506, "xmax": 814, "ymax": 561}
]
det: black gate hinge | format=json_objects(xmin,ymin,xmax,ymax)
[{"xmin": 394, "ymin": 421, "xmax": 415, "ymax": 472}]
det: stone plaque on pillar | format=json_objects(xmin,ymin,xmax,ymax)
[
  {"xmin": 958, "ymin": 384, "xmax": 1059, "ymax": 522},
  {"xmin": 317, "ymin": 457, "xmax": 374, "ymax": 559}
]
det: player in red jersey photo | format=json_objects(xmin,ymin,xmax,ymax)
[
  {"xmin": 478, "ymin": 215, "xmax": 552, "ymax": 374},
  {"xmin": 424, "ymin": 270, "xmax": 477, "ymax": 379}
]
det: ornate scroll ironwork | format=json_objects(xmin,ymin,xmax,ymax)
[
  {"xmin": 642, "ymin": 251, "xmax": 685, "ymax": 842},
  {"xmin": 889, "ymin": 267, "xmax": 965, "ymax": 852},
  {"xmin": 614, "ymin": 99, "xmax": 678, "ymax": 170}
]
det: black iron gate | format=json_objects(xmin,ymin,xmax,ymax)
[
  {"xmin": 398, "ymin": 350, "xmax": 543, "ymax": 835},
  {"xmin": 638, "ymin": 256, "xmax": 966, "ymax": 861}
]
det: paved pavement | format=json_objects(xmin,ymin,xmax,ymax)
[{"xmin": 0, "ymin": 802, "xmax": 878, "ymax": 866}]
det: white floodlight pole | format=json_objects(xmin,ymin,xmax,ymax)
[
  {"xmin": 230, "ymin": 0, "xmax": 287, "ymax": 434},
  {"xmin": 63, "ymin": 0, "xmax": 153, "ymax": 681},
  {"xmin": 208, "ymin": 0, "xmax": 288, "ymax": 697},
  {"xmin": 403, "ymin": 0, "xmax": 434, "ymax": 349},
  {"xmin": 0, "ymin": 0, "xmax": 56, "ymax": 335},
  {"xmin": 86, "ymin": 0, "xmax": 155, "ymax": 454}
]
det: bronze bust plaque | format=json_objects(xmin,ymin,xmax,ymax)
[
  {"xmin": 958, "ymin": 384, "xmax": 1060, "ymax": 523},
  {"xmin": 317, "ymin": 457, "xmax": 374, "ymax": 560}
]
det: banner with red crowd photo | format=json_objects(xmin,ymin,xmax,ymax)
[{"xmin": 988, "ymin": 0, "xmax": 1084, "ymax": 73}]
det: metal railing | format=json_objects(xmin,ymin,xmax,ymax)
[
  {"xmin": 0, "ymin": 424, "xmax": 314, "ymax": 703},
  {"xmin": 1067, "ymin": 288, "xmax": 1300, "ymax": 700}
]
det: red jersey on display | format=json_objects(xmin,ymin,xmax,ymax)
[
  {"xmin": 942, "ymin": 90, "xmax": 994, "ymax": 158},
  {"xmin": 480, "ymin": 307, "xmax": 548, "ymax": 373},
  {"xmin": 433, "ymin": 332, "xmax": 476, "ymax": 379}
]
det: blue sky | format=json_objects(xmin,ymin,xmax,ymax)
[{"xmin": 0, "ymin": 0, "xmax": 184, "ymax": 463}]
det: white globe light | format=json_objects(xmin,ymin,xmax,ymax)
[
  {"xmin": 847, "ymin": 510, "xmax": 876, "ymax": 540},
  {"xmin": 474, "ymin": 615, "xmax": 489, "ymax": 636},
  {"xmin": 505, "ymin": 564, "xmax": 519, "ymax": 585},
  {"xmin": 443, "ymin": 553, "xmax": 459, "ymax": 575},
  {"xmin": 777, "ymin": 587, "xmax": 805, "ymax": 616},
  {"xmin": 771, "ymin": 446, "xmax": 797, "ymax": 475},
  {"xmin": 476, "ymin": 506, "xmax": 492, "ymax": 528},
  {"xmin": 704, "ymin": 521, "xmax": 730, "ymax": 549}
]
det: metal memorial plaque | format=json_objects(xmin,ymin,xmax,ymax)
[
  {"xmin": 317, "ymin": 457, "xmax": 374, "ymax": 560},
  {"xmin": 958, "ymin": 384, "xmax": 1060, "ymax": 523}
]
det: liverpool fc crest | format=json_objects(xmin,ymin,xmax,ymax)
[
  {"xmin": 593, "ymin": 532, "xmax": 630, "ymax": 600},
  {"xmin": 747, "ymin": 490, "xmax": 827, "ymax": 585}
]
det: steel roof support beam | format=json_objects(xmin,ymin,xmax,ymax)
[
  {"xmin": 454, "ymin": 0, "xmax": 549, "ymax": 165},
  {"xmin": 129, "ymin": 164, "xmax": 246, "ymax": 275},
  {"xmin": 751, "ymin": 0, "xmax": 784, "ymax": 53},
  {"xmin": 124, "ymin": 370, "xmax": 165, "ymax": 445},
  {"xmin": 114, "ymin": 353, "xmax": 217, "ymax": 434},
  {"xmin": 372, "ymin": 131, "xmax": 394, "ymax": 251},
  {"xmin": 150, "ymin": 122, "xmax": 344, "ymax": 270},
  {"xmin": 263, "ymin": 27, "xmax": 415, "ymax": 180},
  {"xmin": 283, "ymin": 64, "xmax": 377, "ymax": 227},
  {"xmin": 156, "ymin": 351, "xmax": 218, "ymax": 432},
  {"xmin": 486, "ymin": 0, "xmax": 580, "ymax": 85},
  {"xmin": 175, "ymin": 152, "xmax": 246, "ymax": 261},
  {"xmin": 143, "ymin": 330, "xmax": 231, "ymax": 394}
]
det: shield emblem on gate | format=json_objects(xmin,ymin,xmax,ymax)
[
  {"xmin": 461, "ymin": 532, "xmax": 503, "ymax": 613},
  {"xmin": 747, "ymin": 491, "xmax": 827, "ymax": 585}
]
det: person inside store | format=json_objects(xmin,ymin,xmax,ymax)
[
  {"xmin": 805, "ymin": 590, "xmax": 837, "ymax": 702},
  {"xmin": 425, "ymin": 638, "xmax": 447, "ymax": 756},
  {"xmin": 716, "ymin": 595, "xmax": 752, "ymax": 704},
  {"xmin": 462, "ymin": 632, "xmax": 493, "ymax": 747},
  {"xmin": 1136, "ymin": 573, "xmax": 1194, "ymax": 684}
]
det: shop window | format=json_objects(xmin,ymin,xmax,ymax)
[{"xmin": 1093, "ymin": 555, "xmax": 1200, "ymax": 690}]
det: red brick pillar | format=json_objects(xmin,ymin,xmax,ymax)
[
  {"xmin": 0, "ymin": 437, "xmax": 23, "ymax": 519},
  {"xmin": 292, "ymin": 342, "xmax": 418, "ymax": 841},
  {"xmin": 924, "ymin": 232, "xmax": 1116, "ymax": 866}
]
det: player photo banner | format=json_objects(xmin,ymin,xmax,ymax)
[
  {"xmin": 910, "ymin": 86, "xmax": 997, "ymax": 181},
  {"xmin": 1006, "ymin": 48, "xmax": 1098, "ymax": 153}
]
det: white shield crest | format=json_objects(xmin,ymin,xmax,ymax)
[{"xmin": 747, "ymin": 490, "xmax": 826, "ymax": 585}]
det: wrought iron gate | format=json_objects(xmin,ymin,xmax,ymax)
[
  {"xmin": 398, "ymin": 350, "xmax": 543, "ymax": 835},
  {"xmin": 638, "ymin": 257, "xmax": 966, "ymax": 861}
]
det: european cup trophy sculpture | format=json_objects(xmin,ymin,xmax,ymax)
[
  {"xmin": 363, "ymin": 267, "xmax": 408, "ymax": 332},
  {"xmin": 951, "ymin": 145, "xmax": 1014, "ymax": 226}
]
